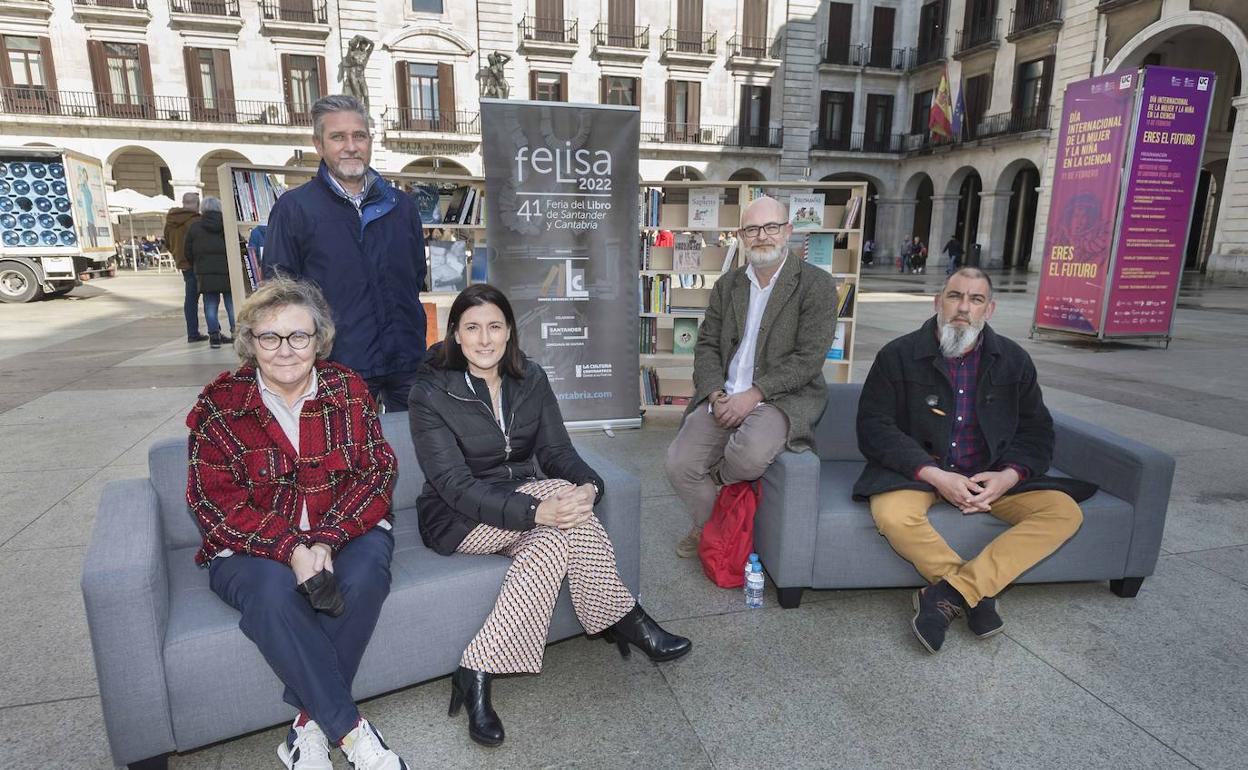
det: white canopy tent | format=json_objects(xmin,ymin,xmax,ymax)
[{"xmin": 108, "ymin": 188, "xmax": 179, "ymax": 270}]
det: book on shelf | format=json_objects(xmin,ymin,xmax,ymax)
[
  {"xmin": 674, "ymin": 233, "xmax": 701, "ymax": 274},
  {"xmin": 231, "ymin": 170, "xmax": 286, "ymax": 224},
  {"xmin": 641, "ymin": 188, "xmax": 662, "ymax": 227},
  {"xmin": 837, "ymin": 282, "xmax": 856, "ymax": 318},
  {"xmin": 840, "ymin": 195, "xmax": 863, "ymax": 229},
  {"xmin": 827, "ymin": 321, "xmax": 848, "ymax": 360},
  {"xmin": 442, "ymin": 186, "xmax": 470, "ymax": 224},
  {"xmin": 470, "ymin": 242, "xmax": 488, "ymax": 283},
  {"xmin": 805, "ymin": 233, "xmax": 835, "ymax": 267},
  {"xmin": 688, "ymin": 188, "xmax": 720, "ymax": 229},
  {"xmin": 409, "ymin": 183, "xmax": 442, "ymax": 225},
  {"xmin": 720, "ymin": 239, "xmax": 738, "ymax": 273},
  {"xmin": 789, "ymin": 193, "xmax": 825, "ymax": 230},
  {"xmin": 673, "ymin": 317, "xmax": 699, "ymax": 355},
  {"xmin": 428, "ymin": 239, "xmax": 468, "ymax": 292}
]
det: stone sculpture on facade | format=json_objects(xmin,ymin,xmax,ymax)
[{"xmin": 339, "ymin": 35, "xmax": 375, "ymax": 106}]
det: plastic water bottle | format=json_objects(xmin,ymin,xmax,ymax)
[
  {"xmin": 744, "ymin": 553, "xmax": 760, "ymax": 589},
  {"xmin": 745, "ymin": 561, "xmax": 765, "ymax": 609}
]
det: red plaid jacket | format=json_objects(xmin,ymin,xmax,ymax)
[{"xmin": 186, "ymin": 361, "xmax": 397, "ymax": 566}]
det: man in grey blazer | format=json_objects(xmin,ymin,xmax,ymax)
[{"xmin": 665, "ymin": 196, "xmax": 839, "ymax": 557}]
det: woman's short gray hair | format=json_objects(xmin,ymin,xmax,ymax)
[
  {"xmin": 233, "ymin": 277, "xmax": 336, "ymax": 365},
  {"xmin": 201, "ymin": 196, "xmax": 222, "ymax": 213}
]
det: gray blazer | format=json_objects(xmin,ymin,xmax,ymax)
[{"xmin": 687, "ymin": 255, "xmax": 839, "ymax": 451}]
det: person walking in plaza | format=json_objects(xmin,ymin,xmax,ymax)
[
  {"xmin": 908, "ymin": 235, "xmax": 928, "ymax": 274},
  {"xmin": 943, "ymin": 235, "xmax": 964, "ymax": 276},
  {"xmin": 665, "ymin": 196, "xmax": 838, "ymax": 558},
  {"xmin": 165, "ymin": 191, "xmax": 206, "ymax": 343},
  {"xmin": 854, "ymin": 268, "xmax": 1092, "ymax": 654},
  {"xmin": 263, "ymin": 94, "xmax": 428, "ymax": 412},
  {"xmin": 183, "ymin": 196, "xmax": 236, "ymax": 348},
  {"xmin": 186, "ymin": 277, "xmax": 410, "ymax": 770},
  {"xmin": 408, "ymin": 284, "xmax": 691, "ymax": 748}
]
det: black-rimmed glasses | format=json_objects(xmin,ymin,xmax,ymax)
[
  {"xmin": 741, "ymin": 222, "xmax": 787, "ymax": 238},
  {"xmin": 252, "ymin": 331, "xmax": 314, "ymax": 351}
]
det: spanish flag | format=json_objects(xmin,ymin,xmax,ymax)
[{"xmin": 929, "ymin": 67, "xmax": 954, "ymax": 139}]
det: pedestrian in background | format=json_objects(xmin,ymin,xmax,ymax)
[
  {"xmin": 165, "ymin": 191, "xmax": 206, "ymax": 343},
  {"xmin": 185, "ymin": 196, "xmax": 235, "ymax": 349}
]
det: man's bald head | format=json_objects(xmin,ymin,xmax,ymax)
[{"xmin": 740, "ymin": 195, "xmax": 787, "ymax": 228}]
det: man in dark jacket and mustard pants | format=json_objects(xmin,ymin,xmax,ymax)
[
  {"xmin": 666, "ymin": 196, "xmax": 838, "ymax": 557},
  {"xmin": 856, "ymin": 267, "xmax": 1086, "ymax": 654},
  {"xmin": 264, "ymin": 94, "xmax": 427, "ymax": 411}
]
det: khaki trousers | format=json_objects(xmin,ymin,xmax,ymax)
[
  {"xmin": 665, "ymin": 403, "xmax": 789, "ymax": 526},
  {"xmin": 869, "ymin": 489, "xmax": 1083, "ymax": 606}
]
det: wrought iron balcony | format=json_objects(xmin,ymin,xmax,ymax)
[
  {"xmin": 519, "ymin": 16, "xmax": 578, "ymax": 45},
  {"xmin": 72, "ymin": 0, "xmax": 148, "ymax": 8},
  {"xmin": 640, "ymin": 121, "xmax": 781, "ymax": 149},
  {"xmin": 592, "ymin": 22, "xmax": 648, "ymax": 49},
  {"xmin": 170, "ymin": 0, "xmax": 238, "ymax": 15},
  {"xmin": 1008, "ymin": 1, "xmax": 1063, "ymax": 39},
  {"xmin": 819, "ymin": 42, "xmax": 863, "ymax": 66},
  {"xmin": 0, "ymin": 87, "xmax": 306, "ymax": 127},
  {"xmin": 976, "ymin": 107, "xmax": 1050, "ymax": 138},
  {"xmin": 955, "ymin": 19, "xmax": 1001, "ymax": 54},
  {"xmin": 260, "ymin": 0, "xmax": 327, "ymax": 25},
  {"xmin": 863, "ymin": 46, "xmax": 912, "ymax": 70},
  {"xmin": 661, "ymin": 28, "xmax": 716, "ymax": 56},
  {"xmin": 810, "ymin": 129, "xmax": 905, "ymax": 153},
  {"xmin": 382, "ymin": 108, "xmax": 481, "ymax": 135},
  {"xmin": 911, "ymin": 39, "xmax": 945, "ymax": 69},
  {"xmin": 728, "ymin": 34, "xmax": 780, "ymax": 59}
]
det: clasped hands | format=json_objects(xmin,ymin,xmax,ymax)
[
  {"xmin": 534, "ymin": 483, "xmax": 597, "ymax": 529},
  {"xmin": 290, "ymin": 542, "xmax": 334, "ymax": 583},
  {"xmin": 710, "ymin": 386, "xmax": 762, "ymax": 429},
  {"xmin": 918, "ymin": 466, "xmax": 1020, "ymax": 513}
]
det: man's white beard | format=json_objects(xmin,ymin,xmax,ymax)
[
  {"xmin": 937, "ymin": 315, "xmax": 983, "ymax": 358},
  {"xmin": 745, "ymin": 242, "xmax": 787, "ymax": 269}
]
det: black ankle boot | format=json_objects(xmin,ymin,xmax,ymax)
[
  {"xmin": 602, "ymin": 605, "xmax": 692, "ymax": 662},
  {"xmin": 448, "ymin": 666, "xmax": 504, "ymax": 747}
]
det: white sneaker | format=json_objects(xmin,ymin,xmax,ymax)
[
  {"xmin": 340, "ymin": 718, "xmax": 409, "ymax": 770},
  {"xmin": 277, "ymin": 716, "xmax": 333, "ymax": 770}
]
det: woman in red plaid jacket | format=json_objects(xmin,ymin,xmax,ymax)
[{"xmin": 186, "ymin": 277, "xmax": 409, "ymax": 770}]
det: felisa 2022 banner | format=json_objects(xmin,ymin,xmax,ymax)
[
  {"xmin": 1033, "ymin": 71, "xmax": 1137, "ymax": 335},
  {"xmin": 481, "ymin": 99, "xmax": 641, "ymax": 428}
]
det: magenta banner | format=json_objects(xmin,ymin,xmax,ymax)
[
  {"xmin": 1103, "ymin": 67, "xmax": 1215, "ymax": 337},
  {"xmin": 1034, "ymin": 72, "xmax": 1137, "ymax": 334}
]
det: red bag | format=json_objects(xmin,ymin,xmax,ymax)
[{"xmin": 698, "ymin": 481, "xmax": 761, "ymax": 588}]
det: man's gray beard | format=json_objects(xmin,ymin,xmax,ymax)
[
  {"xmin": 745, "ymin": 242, "xmax": 787, "ymax": 269},
  {"xmin": 937, "ymin": 316, "xmax": 983, "ymax": 358}
]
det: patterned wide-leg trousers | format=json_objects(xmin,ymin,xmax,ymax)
[{"xmin": 454, "ymin": 478, "xmax": 637, "ymax": 674}]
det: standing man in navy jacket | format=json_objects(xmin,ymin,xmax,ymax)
[{"xmin": 264, "ymin": 94, "xmax": 428, "ymax": 411}]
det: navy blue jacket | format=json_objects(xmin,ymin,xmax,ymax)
[{"xmin": 263, "ymin": 163, "xmax": 427, "ymax": 379}]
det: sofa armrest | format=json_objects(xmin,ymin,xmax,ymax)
[
  {"xmin": 577, "ymin": 447, "xmax": 642, "ymax": 597},
  {"xmin": 754, "ymin": 450, "xmax": 822, "ymax": 588},
  {"xmin": 1052, "ymin": 412, "xmax": 1175, "ymax": 577},
  {"xmin": 81, "ymin": 478, "xmax": 176, "ymax": 766}
]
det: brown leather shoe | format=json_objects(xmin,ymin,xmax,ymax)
[{"xmin": 675, "ymin": 527, "xmax": 702, "ymax": 558}]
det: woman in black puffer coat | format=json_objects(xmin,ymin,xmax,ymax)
[
  {"xmin": 408, "ymin": 284, "xmax": 690, "ymax": 748},
  {"xmin": 184, "ymin": 196, "xmax": 235, "ymax": 347}
]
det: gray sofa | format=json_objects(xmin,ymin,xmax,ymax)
[
  {"xmin": 754, "ymin": 383, "xmax": 1175, "ymax": 608},
  {"xmin": 81, "ymin": 412, "xmax": 641, "ymax": 770}
]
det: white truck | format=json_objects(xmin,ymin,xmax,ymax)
[{"xmin": 0, "ymin": 146, "xmax": 115, "ymax": 303}]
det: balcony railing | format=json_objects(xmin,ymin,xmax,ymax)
[
  {"xmin": 383, "ymin": 108, "xmax": 480, "ymax": 135},
  {"xmin": 170, "ymin": 0, "xmax": 239, "ymax": 14},
  {"xmin": 956, "ymin": 19, "xmax": 1001, "ymax": 53},
  {"xmin": 260, "ymin": 0, "xmax": 327, "ymax": 25},
  {"xmin": 592, "ymin": 22, "xmax": 649, "ymax": 49},
  {"xmin": 728, "ymin": 34, "xmax": 780, "ymax": 59},
  {"xmin": 863, "ymin": 45, "xmax": 912, "ymax": 70},
  {"xmin": 0, "ymin": 87, "xmax": 311, "ymax": 126},
  {"xmin": 976, "ymin": 107, "xmax": 1050, "ymax": 138},
  {"xmin": 911, "ymin": 39, "xmax": 945, "ymax": 68},
  {"xmin": 1009, "ymin": 1, "xmax": 1063, "ymax": 37},
  {"xmin": 819, "ymin": 42, "xmax": 863, "ymax": 66},
  {"xmin": 640, "ymin": 121, "xmax": 781, "ymax": 148},
  {"xmin": 72, "ymin": 0, "xmax": 148, "ymax": 8},
  {"xmin": 661, "ymin": 28, "xmax": 716, "ymax": 55},
  {"xmin": 519, "ymin": 16, "xmax": 578, "ymax": 44},
  {"xmin": 811, "ymin": 129, "xmax": 905, "ymax": 153}
]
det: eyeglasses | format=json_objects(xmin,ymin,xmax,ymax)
[
  {"xmin": 740, "ymin": 222, "xmax": 787, "ymax": 238},
  {"xmin": 252, "ymin": 331, "xmax": 314, "ymax": 351}
]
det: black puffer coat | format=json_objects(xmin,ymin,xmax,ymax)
[
  {"xmin": 408, "ymin": 346, "xmax": 605, "ymax": 555},
  {"xmin": 184, "ymin": 209, "xmax": 231, "ymax": 294}
]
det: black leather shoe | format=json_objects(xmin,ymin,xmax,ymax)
[
  {"xmin": 910, "ymin": 580, "xmax": 965, "ymax": 654},
  {"xmin": 966, "ymin": 596, "xmax": 1004, "ymax": 638},
  {"xmin": 448, "ymin": 666, "xmax": 503, "ymax": 747},
  {"xmin": 187, "ymin": 334, "xmax": 208, "ymax": 343},
  {"xmin": 602, "ymin": 605, "xmax": 692, "ymax": 662}
]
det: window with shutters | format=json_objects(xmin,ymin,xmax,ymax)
[
  {"xmin": 104, "ymin": 43, "xmax": 145, "ymax": 106},
  {"xmin": 1, "ymin": 36, "xmax": 54, "ymax": 113},
  {"xmin": 533, "ymin": 71, "xmax": 563, "ymax": 101},
  {"xmin": 912, "ymin": 89, "xmax": 933, "ymax": 134},
  {"xmin": 289, "ymin": 54, "xmax": 321, "ymax": 115},
  {"xmin": 865, "ymin": 93, "xmax": 894, "ymax": 150},
  {"xmin": 407, "ymin": 63, "xmax": 440, "ymax": 116},
  {"xmin": 1015, "ymin": 58, "xmax": 1046, "ymax": 118},
  {"xmin": 602, "ymin": 76, "xmax": 636, "ymax": 105},
  {"xmin": 818, "ymin": 91, "xmax": 853, "ymax": 148},
  {"xmin": 824, "ymin": 3, "xmax": 853, "ymax": 64},
  {"xmin": 666, "ymin": 80, "xmax": 700, "ymax": 141},
  {"xmin": 739, "ymin": 84, "xmax": 770, "ymax": 146},
  {"xmin": 917, "ymin": 1, "xmax": 945, "ymax": 64},
  {"xmin": 964, "ymin": 73, "xmax": 991, "ymax": 138},
  {"xmin": 196, "ymin": 50, "xmax": 218, "ymax": 110}
]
